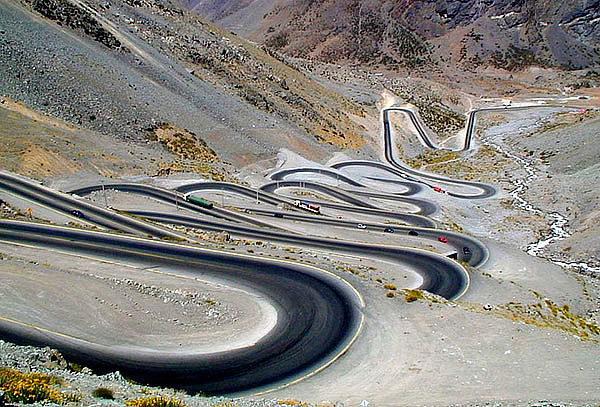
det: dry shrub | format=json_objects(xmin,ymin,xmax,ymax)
[
  {"xmin": 125, "ymin": 395, "xmax": 186, "ymax": 407},
  {"xmin": 0, "ymin": 367, "xmax": 79, "ymax": 404}
]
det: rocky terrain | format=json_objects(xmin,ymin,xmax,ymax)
[
  {"xmin": 0, "ymin": 0, "xmax": 369, "ymax": 168},
  {"xmin": 183, "ymin": 0, "xmax": 600, "ymax": 71},
  {"xmin": 1, "ymin": 0, "xmax": 600, "ymax": 406}
]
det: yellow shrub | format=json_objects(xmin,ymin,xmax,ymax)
[
  {"xmin": 404, "ymin": 289, "xmax": 425, "ymax": 303},
  {"xmin": 277, "ymin": 400, "xmax": 308, "ymax": 406},
  {"xmin": 0, "ymin": 367, "xmax": 77, "ymax": 404},
  {"xmin": 125, "ymin": 395, "xmax": 187, "ymax": 407}
]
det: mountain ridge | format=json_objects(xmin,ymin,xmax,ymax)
[{"xmin": 181, "ymin": 0, "xmax": 600, "ymax": 70}]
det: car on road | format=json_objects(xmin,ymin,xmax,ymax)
[
  {"xmin": 70, "ymin": 209, "xmax": 85, "ymax": 218},
  {"xmin": 462, "ymin": 247, "xmax": 471, "ymax": 255},
  {"xmin": 438, "ymin": 236, "xmax": 449, "ymax": 243},
  {"xmin": 383, "ymin": 227, "xmax": 395, "ymax": 233},
  {"xmin": 357, "ymin": 224, "xmax": 367, "ymax": 230},
  {"xmin": 432, "ymin": 186, "xmax": 444, "ymax": 193},
  {"xmin": 408, "ymin": 230, "xmax": 419, "ymax": 236},
  {"xmin": 274, "ymin": 213, "xmax": 284, "ymax": 218}
]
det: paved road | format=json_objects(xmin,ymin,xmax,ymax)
[
  {"xmin": 340, "ymin": 105, "xmax": 580, "ymax": 199},
  {"xmin": 3, "ymin": 102, "xmax": 521, "ymax": 395},
  {"xmin": 0, "ymin": 219, "xmax": 363, "ymax": 394},
  {"xmin": 0, "ymin": 171, "xmax": 182, "ymax": 238},
  {"xmin": 70, "ymin": 183, "xmax": 279, "ymax": 228},
  {"xmin": 173, "ymin": 180, "xmax": 436, "ymax": 225},
  {"xmin": 381, "ymin": 108, "xmax": 497, "ymax": 199},
  {"xmin": 130, "ymin": 210, "xmax": 483, "ymax": 271},
  {"xmin": 462, "ymin": 105, "xmax": 581, "ymax": 151},
  {"xmin": 269, "ymin": 167, "xmax": 423, "ymax": 195},
  {"xmin": 261, "ymin": 179, "xmax": 437, "ymax": 216},
  {"xmin": 260, "ymin": 180, "xmax": 436, "ymax": 226},
  {"xmin": 202, "ymin": 207, "xmax": 487, "ymax": 267}
]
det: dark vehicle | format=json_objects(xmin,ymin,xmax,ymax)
[
  {"xmin": 383, "ymin": 227, "xmax": 395, "ymax": 233},
  {"xmin": 274, "ymin": 213, "xmax": 284, "ymax": 218},
  {"xmin": 70, "ymin": 209, "xmax": 85, "ymax": 218},
  {"xmin": 408, "ymin": 230, "xmax": 419, "ymax": 236},
  {"xmin": 186, "ymin": 195, "xmax": 214, "ymax": 209},
  {"xmin": 462, "ymin": 247, "xmax": 471, "ymax": 255}
]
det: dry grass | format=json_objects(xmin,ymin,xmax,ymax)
[
  {"xmin": 151, "ymin": 123, "xmax": 219, "ymax": 162},
  {"xmin": 125, "ymin": 395, "xmax": 186, "ymax": 407},
  {"xmin": 404, "ymin": 289, "xmax": 426, "ymax": 303},
  {"xmin": 464, "ymin": 292, "xmax": 600, "ymax": 341},
  {"xmin": 155, "ymin": 160, "xmax": 236, "ymax": 183},
  {"xmin": 407, "ymin": 150, "xmax": 461, "ymax": 168},
  {"xmin": 277, "ymin": 400, "xmax": 309, "ymax": 407}
]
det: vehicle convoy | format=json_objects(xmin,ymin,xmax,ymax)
[
  {"xmin": 294, "ymin": 200, "xmax": 321, "ymax": 214},
  {"xmin": 186, "ymin": 195, "xmax": 214, "ymax": 209}
]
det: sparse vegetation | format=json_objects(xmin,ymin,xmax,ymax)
[
  {"xmin": 491, "ymin": 45, "xmax": 545, "ymax": 71},
  {"xmin": 155, "ymin": 160, "xmax": 236, "ymax": 183},
  {"xmin": 465, "ymin": 292, "xmax": 600, "ymax": 341},
  {"xmin": 413, "ymin": 144, "xmax": 511, "ymax": 182},
  {"xmin": 150, "ymin": 123, "xmax": 219, "ymax": 163},
  {"xmin": 407, "ymin": 150, "xmax": 461, "ymax": 168},
  {"xmin": 125, "ymin": 395, "xmax": 186, "ymax": 407},
  {"xmin": 277, "ymin": 400, "xmax": 308, "ymax": 407},
  {"xmin": 0, "ymin": 367, "xmax": 79, "ymax": 404},
  {"xmin": 404, "ymin": 289, "xmax": 426, "ymax": 303},
  {"xmin": 383, "ymin": 283, "xmax": 397, "ymax": 291}
]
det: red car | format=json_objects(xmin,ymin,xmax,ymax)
[
  {"xmin": 433, "ymin": 186, "xmax": 444, "ymax": 193},
  {"xmin": 438, "ymin": 236, "xmax": 449, "ymax": 243}
]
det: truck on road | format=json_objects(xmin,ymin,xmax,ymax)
[
  {"xmin": 294, "ymin": 200, "xmax": 320, "ymax": 214},
  {"xmin": 186, "ymin": 195, "xmax": 214, "ymax": 209}
]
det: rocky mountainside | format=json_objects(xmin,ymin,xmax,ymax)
[
  {"xmin": 0, "ymin": 0, "xmax": 367, "ymax": 168},
  {"xmin": 182, "ymin": 0, "xmax": 600, "ymax": 71}
]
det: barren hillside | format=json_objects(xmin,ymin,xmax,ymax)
[
  {"xmin": 0, "ymin": 0, "xmax": 368, "ymax": 167},
  {"xmin": 184, "ymin": 0, "xmax": 600, "ymax": 71}
]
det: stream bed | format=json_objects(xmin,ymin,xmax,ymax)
[{"xmin": 485, "ymin": 136, "xmax": 600, "ymax": 277}]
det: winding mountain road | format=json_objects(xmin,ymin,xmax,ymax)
[{"xmin": 4, "ymin": 101, "xmax": 546, "ymax": 395}]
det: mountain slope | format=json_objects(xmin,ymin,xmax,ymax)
[
  {"xmin": 183, "ymin": 0, "xmax": 600, "ymax": 70},
  {"xmin": 0, "ymin": 0, "xmax": 366, "ymax": 167}
]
